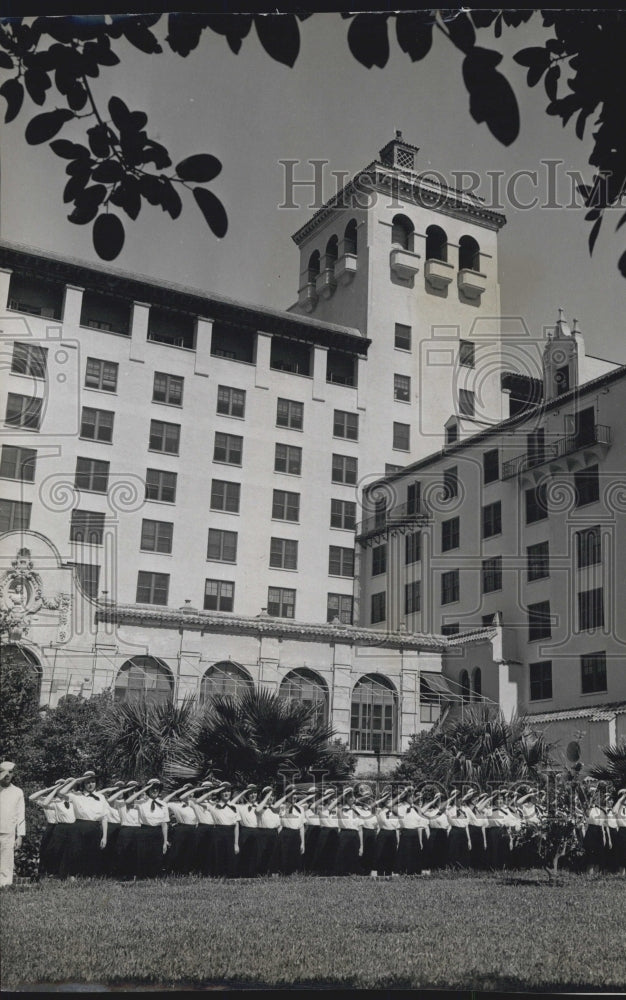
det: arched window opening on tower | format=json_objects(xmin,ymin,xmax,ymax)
[
  {"xmin": 199, "ymin": 660, "xmax": 254, "ymax": 703},
  {"xmin": 459, "ymin": 669, "xmax": 471, "ymax": 703},
  {"xmin": 114, "ymin": 656, "xmax": 174, "ymax": 705},
  {"xmin": 350, "ymin": 673, "xmax": 398, "ymax": 753},
  {"xmin": 307, "ymin": 250, "xmax": 320, "ymax": 283},
  {"xmin": 280, "ymin": 668, "xmax": 329, "ymax": 727},
  {"xmin": 343, "ymin": 219, "xmax": 358, "ymax": 255},
  {"xmin": 472, "ymin": 667, "xmax": 482, "ymax": 701},
  {"xmin": 391, "ymin": 214, "xmax": 415, "ymax": 252},
  {"xmin": 459, "ymin": 235, "xmax": 481, "ymax": 272},
  {"xmin": 323, "ymin": 235, "xmax": 339, "ymax": 272},
  {"xmin": 425, "ymin": 225, "xmax": 448, "ymax": 263}
]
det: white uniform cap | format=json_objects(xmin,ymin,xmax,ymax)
[{"xmin": 0, "ymin": 761, "xmax": 15, "ymax": 777}]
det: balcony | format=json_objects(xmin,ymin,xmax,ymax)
[
  {"xmin": 298, "ymin": 281, "xmax": 318, "ymax": 313},
  {"xmin": 355, "ymin": 500, "xmax": 431, "ymax": 544},
  {"xmin": 148, "ymin": 307, "xmax": 196, "ymax": 350},
  {"xmin": 315, "ymin": 267, "xmax": 337, "ymax": 300},
  {"xmin": 425, "ymin": 258, "xmax": 454, "ymax": 291},
  {"xmin": 390, "ymin": 247, "xmax": 420, "ymax": 280},
  {"xmin": 8, "ymin": 274, "xmax": 65, "ymax": 320},
  {"xmin": 334, "ymin": 253, "xmax": 357, "ymax": 286},
  {"xmin": 501, "ymin": 424, "xmax": 612, "ymax": 480},
  {"xmin": 458, "ymin": 268, "xmax": 487, "ymax": 299}
]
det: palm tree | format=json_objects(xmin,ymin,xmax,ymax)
[
  {"xmin": 101, "ymin": 695, "xmax": 197, "ymax": 781},
  {"xmin": 590, "ymin": 740, "xmax": 626, "ymax": 791},
  {"xmin": 166, "ymin": 687, "xmax": 337, "ymax": 786}
]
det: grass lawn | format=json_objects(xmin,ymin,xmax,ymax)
[{"xmin": 1, "ymin": 871, "xmax": 624, "ymax": 991}]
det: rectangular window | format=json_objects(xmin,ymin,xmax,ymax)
[
  {"xmin": 5, "ymin": 393, "xmax": 42, "ymax": 430},
  {"xmin": 528, "ymin": 600, "xmax": 552, "ymax": 641},
  {"xmin": 527, "ymin": 540, "xmax": 550, "ymax": 582},
  {"xmin": 394, "ymin": 323, "xmax": 411, "ymax": 351},
  {"xmin": 394, "ymin": 374, "xmax": 410, "ymax": 401},
  {"xmin": 274, "ymin": 443, "xmax": 302, "ymax": 476},
  {"xmin": 270, "ymin": 537, "xmax": 298, "ymax": 570},
  {"xmin": 446, "ymin": 423, "xmax": 458, "ymax": 446},
  {"xmin": 204, "ymin": 579, "xmax": 234, "ymax": 612},
  {"xmin": 11, "ymin": 342, "xmax": 47, "ymax": 378},
  {"xmin": 70, "ymin": 509, "xmax": 105, "ymax": 545},
  {"xmin": 150, "ymin": 420, "xmax": 180, "ymax": 455},
  {"xmin": 407, "ymin": 481, "xmax": 421, "ymax": 515},
  {"xmin": 332, "ymin": 454, "xmax": 357, "ymax": 485},
  {"xmin": 330, "ymin": 498, "xmax": 356, "ymax": 530},
  {"xmin": 405, "ymin": 579, "xmax": 421, "ymax": 614},
  {"xmin": 272, "ymin": 489, "xmax": 300, "ymax": 521},
  {"xmin": 576, "ymin": 525, "xmax": 601, "ymax": 568},
  {"xmin": 140, "ymin": 519, "xmax": 173, "ymax": 554},
  {"xmin": 0, "ymin": 445, "xmax": 37, "ymax": 482},
  {"xmin": 459, "ymin": 340, "xmax": 475, "ymax": 368},
  {"xmin": 217, "ymin": 385, "xmax": 245, "ymax": 418},
  {"xmin": 581, "ymin": 651, "xmax": 607, "ymax": 694},
  {"xmin": 136, "ymin": 571, "xmax": 169, "ymax": 606},
  {"xmin": 327, "ymin": 593, "xmax": 353, "ymax": 625},
  {"xmin": 483, "ymin": 448, "xmax": 499, "ymax": 484},
  {"xmin": 153, "ymin": 372, "xmax": 184, "ymax": 406},
  {"xmin": 441, "ymin": 623, "xmax": 459, "ymax": 636},
  {"xmin": 459, "ymin": 388, "xmax": 475, "ymax": 417},
  {"xmin": 443, "ymin": 466, "xmax": 458, "ymax": 501},
  {"xmin": 75, "ymin": 456, "xmax": 109, "ymax": 493},
  {"xmin": 405, "ymin": 531, "xmax": 421, "ymax": 564},
  {"xmin": 482, "ymin": 501, "xmax": 502, "ymax": 539},
  {"xmin": 276, "ymin": 397, "xmax": 303, "ymax": 430},
  {"xmin": 441, "ymin": 516, "xmax": 460, "ymax": 552},
  {"xmin": 267, "ymin": 586, "xmax": 295, "ymax": 619},
  {"xmin": 574, "ymin": 464, "xmax": 599, "ymax": 507},
  {"xmin": 525, "ymin": 483, "xmax": 548, "ymax": 524},
  {"xmin": 145, "ymin": 468, "xmax": 177, "ymax": 503},
  {"xmin": 578, "ymin": 588, "xmax": 604, "ymax": 631},
  {"xmin": 393, "ymin": 422, "xmax": 410, "ymax": 451},
  {"xmin": 372, "ymin": 543, "xmax": 387, "ymax": 576},
  {"xmin": 80, "ymin": 407, "xmax": 114, "ymax": 443},
  {"xmin": 213, "ymin": 432, "xmax": 242, "ymax": 466},
  {"xmin": 207, "ymin": 528, "xmax": 237, "ymax": 563},
  {"xmin": 329, "ymin": 546, "xmax": 354, "ymax": 577},
  {"xmin": 482, "ymin": 555, "xmax": 502, "ymax": 594},
  {"xmin": 441, "ymin": 569, "xmax": 460, "ymax": 605},
  {"xmin": 85, "ymin": 357, "xmax": 118, "ymax": 392},
  {"xmin": 75, "ymin": 563, "xmax": 100, "ymax": 600},
  {"xmin": 530, "ymin": 661, "xmax": 552, "ymax": 701},
  {"xmin": 370, "ymin": 591, "xmax": 386, "ymax": 624},
  {"xmin": 333, "ymin": 410, "xmax": 359, "ymax": 440},
  {"xmin": 0, "ymin": 498, "xmax": 31, "ymax": 533},
  {"xmin": 210, "ymin": 479, "xmax": 240, "ymax": 513}
]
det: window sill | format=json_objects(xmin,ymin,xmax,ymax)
[
  {"xmin": 526, "ymin": 576, "xmax": 550, "ymax": 584},
  {"xmin": 140, "ymin": 549, "xmax": 173, "ymax": 557},
  {"xmin": 0, "ymin": 475, "xmax": 35, "ymax": 484},
  {"xmin": 148, "ymin": 448, "xmax": 180, "ymax": 458},
  {"xmin": 580, "ymin": 688, "xmax": 608, "ymax": 697},
  {"xmin": 394, "ymin": 346, "xmax": 412, "ymax": 354},
  {"xmin": 333, "ymin": 436, "xmax": 359, "ymax": 444},
  {"xmin": 79, "ymin": 324, "xmax": 130, "ymax": 338},
  {"xmin": 482, "ymin": 531, "xmax": 503, "ymax": 541},
  {"xmin": 206, "ymin": 558, "xmax": 237, "ymax": 565},
  {"xmin": 152, "ymin": 399, "xmax": 183, "ymax": 409},
  {"xmin": 216, "ymin": 411, "xmax": 245, "ymax": 420},
  {"xmin": 330, "ymin": 525, "xmax": 356, "ymax": 533},
  {"xmin": 84, "ymin": 386, "xmax": 118, "ymax": 396},
  {"xmin": 79, "ymin": 436, "xmax": 113, "ymax": 446},
  {"xmin": 331, "ymin": 480, "xmax": 357, "ymax": 488},
  {"xmin": 144, "ymin": 497, "xmax": 177, "ymax": 506},
  {"xmin": 69, "ymin": 539, "xmax": 103, "ymax": 547},
  {"xmin": 392, "ymin": 447, "xmax": 410, "ymax": 453},
  {"xmin": 529, "ymin": 696, "xmax": 553, "ymax": 705},
  {"xmin": 273, "ymin": 470, "xmax": 302, "ymax": 479},
  {"xmin": 271, "ymin": 517, "xmax": 300, "ymax": 525},
  {"xmin": 4, "ymin": 424, "xmax": 41, "ymax": 433},
  {"xmin": 276, "ymin": 423, "xmax": 303, "ymax": 433},
  {"xmin": 209, "ymin": 507, "xmax": 240, "ymax": 516},
  {"xmin": 328, "ymin": 574, "xmax": 355, "ymax": 580},
  {"xmin": 269, "ymin": 566, "xmax": 299, "ymax": 573},
  {"xmin": 74, "ymin": 486, "xmax": 109, "ymax": 495},
  {"xmin": 212, "ymin": 459, "xmax": 242, "ymax": 468},
  {"xmin": 8, "ymin": 369, "xmax": 47, "ymax": 381}
]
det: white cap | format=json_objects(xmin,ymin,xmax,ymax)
[{"xmin": 0, "ymin": 761, "xmax": 16, "ymax": 778}]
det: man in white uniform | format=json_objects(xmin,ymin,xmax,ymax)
[{"xmin": 0, "ymin": 761, "xmax": 26, "ymax": 886}]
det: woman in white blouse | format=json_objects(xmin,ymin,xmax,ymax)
[
  {"xmin": 162, "ymin": 784, "xmax": 197, "ymax": 875},
  {"xmin": 29, "ymin": 780, "xmax": 65, "ymax": 878},
  {"xmin": 374, "ymin": 788, "xmax": 402, "ymax": 876},
  {"xmin": 334, "ymin": 787, "xmax": 363, "ymax": 876},
  {"xmin": 353, "ymin": 786, "xmax": 380, "ymax": 876},
  {"xmin": 277, "ymin": 786, "xmax": 307, "ymax": 875},
  {"xmin": 207, "ymin": 782, "xmax": 240, "ymax": 878},
  {"xmin": 256, "ymin": 785, "xmax": 282, "ymax": 876},
  {"xmin": 610, "ymin": 787, "xmax": 626, "ymax": 875},
  {"xmin": 231, "ymin": 784, "xmax": 260, "ymax": 878},
  {"xmin": 126, "ymin": 778, "xmax": 170, "ymax": 879},
  {"xmin": 62, "ymin": 771, "xmax": 108, "ymax": 877},
  {"xmin": 109, "ymin": 781, "xmax": 141, "ymax": 881}
]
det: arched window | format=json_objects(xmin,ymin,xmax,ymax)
[
  {"xmin": 459, "ymin": 669, "xmax": 471, "ymax": 703},
  {"xmin": 279, "ymin": 668, "xmax": 329, "ymax": 727},
  {"xmin": 425, "ymin": 225, "xmax": 448, "ymax": 263},
  {"xmin": 323, "ymin": 235, "xmax": 339, "ymax": 271},
  {"xmin": 307, "ymin": 251, "xmax": 320, "ymax": 283},
  {"xmin": 459, "ymin": 235, "xmax": 480, "ymax": 272},
  {"xmin": 114, "ymin": 656, "xmax": 174, "ymax": 705},
  {"xmin": 472, "ymin": 667, "xmax": 482, "ymax": 701},
  {"xmin": 344, "ymin": 219, "xmax": 358, "ymax": 255},
  {"xmin": 200, "ymin": 660, "xmax": 254, "ymax": 703},
  {"xmin": 2, "ymin": 643, "xmax": 42, "ymax": 703},
  {"xmin": 391, "ymin": 214, "xmax": 414, "ymax": 252},
  {"xmin": 350, "ymin": 673, "xmax": 398, "ymax": 753}
]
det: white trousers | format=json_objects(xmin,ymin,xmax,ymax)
[{"xmin": 0, "ymin": 832, "xmax": 16, "ymax": 886}]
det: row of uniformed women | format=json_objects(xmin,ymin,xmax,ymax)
[{"xmin": 30, "ymin": 776, "xmax": 626, "ymax": 878}]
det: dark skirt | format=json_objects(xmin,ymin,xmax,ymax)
[
  {"xmin": 212, "ymin": 824, "xmax": 238, "ymax": 878},
  {"xmin": 447, "ymin": 826, "xmax": 472, "ymax": 869},
  {"xmin": 102, "ymin": 822, "xmax": 121, "ymax": 876},
  {"xmin": 195, "ymin": 824, "xmax": 215, "ymax": 876},
  {"xmin": 360, "ymin": 828, "xmax": 378, "ymax": 874},
  {"xmin": 278, "ymin": 827, "xmax": 305, "ymax": 875},
  {"xmin": 115, "ymin": 825, "xmax": 139, "ymax": 879},
  {"xmin": 256, "ymin": 828, "xmax": 280, "ymax": 876},
  {"xmin": 52, "ymin": 823, "xmax": 77, "ymax": 879},
  {"xmin": 485, "ymin": 826, "xmax": 509, "ymax": 869},
  {"xmin": 237, "ymin": 826, "xmax": 261, "ymax": 878},
  {"xmin": 396, "ymin": 828, "xmax": 424, "ymax": 875},
  {"xmin": 312, "ymin": 827, "xmax": 339, "ymax": 875},
  {"xmin": 136, "ymin": 825, "xmax": 166, "ymax": 879},
  {"xmin": 468, "ymin": 825, "xmax": 488, "ymax": 869},
  {"xmin": 167, "ymin": 824, "xmax": 198, "ymax": 875},
  {"xmin": 375, "ymin": 828, "xmax": 398, "ymax": 875},
  {"xmin": 38, "ymin": 823, "xmax": 56, "ymax": 877},
  {"xmin": 68, "ymin": 819, "xmax": 105, "ymax": 877},
  {"xmin": 333, "ymin": 829, "xmax": 361, "ymax": 876},
  {"xmin": 426, "ymin": 828, "xmax": 449, "ymax": 870},
  {"xmin": 609, "ymin": 826, "xmax": 626, "ymax": 870},
  {"xmin": 304, "ymin": 825, "xmax": 320, "ymax": 872}
]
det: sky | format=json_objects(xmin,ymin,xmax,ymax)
[{"xmin": 1, "ymin": 12, "xmax": 625, "ymax": 363}]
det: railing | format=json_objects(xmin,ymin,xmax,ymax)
[
  {"xmin": 501, "ymin": 424, "xmax": 611, "ymax": 479},
  {"xmin": 9, "ymin": 299, "xmax": 61, "ymax": 320},
  {"xmin": 148, "ymin": 331, "xmax": 192, "ymax": 349},
  {"xmin": 327, "ymin": 372, "xmax": 356, "ymax": 386},
  {"xmin": 355, "ymin": 500, "xmax": 431, "ymax": 541}
]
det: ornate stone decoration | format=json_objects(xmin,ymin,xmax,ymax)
[{"xmin": 0, "ymin": 547, "xmax": 70, "ymax": 641}]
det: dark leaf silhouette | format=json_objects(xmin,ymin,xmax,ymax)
[
  {"xmin": 463, "ymin": 47, "xmax": 520, "ymax": 146},
  {"xmin": 193, "ymin": 187, "xmax": 228, "ymax": 238},
  {"xmin": 176, "ymin": 153, "xmax": 222, "ymax": 183},
  {"xmin": 93, "ymin": 213, "xmax": 125, "ymax": 261},
  {"xmin": 588, "ymin": 216, "xmax": 602, "ymax": 255},
  {"xmin": 161, "ymin": 180, "xmax": 182, "ymax": 220},
  {"xmin": 68, "ymin": 184, "xmax": 107, "ymax": 225},
  {"xmin": 347, "ymin": 13, "xmax": 390, "ymax": 69},
  {"xmin": 395, "ymin": 13, "xmax": 433, "ymax": 62},
  {"xmin": 254, "ymin": 14, "xmax": 300, "ymax": 67},
  {"xmin": 63, "ymin": 169, "xmax": 90, "ymax": 205},
  {"xmin": 202, "ymin": 15, "xmax": 253, "ymax": 55},
  {"xmin": 24, "ymin": 67, "xmax": 51, "ymax": 106},
  {"xmin": 444, "ymin": 11, "xmax": 476, "ymax": 54},
  {"xmin": 92, "ymin": 159, "xmax": 124, "ymax": 184},
  {"xmin": 0, "ymin": 78, "xmax": 24, "ymax": 124},
  {"xmin": 0, "ymin": 52, "xmax": 14, "ymax": 70},
  {"xmin": 141, "ymin": 140, "xmax": 171, "ymax": 170},
  {"xmin": 110, "ymin": 178, "xmax": 141, "ymax": 220},
  {"xmin": 25, "ymin": 108, "xmax": 74, "ymax": 145},
  {"xmin": 620, "ymin": 251, "xmax": 626, "ymax": 278},
  {"xmin": 544, "ymin": 65, "xmax": 560, "ymax": 102},
  {"xmin": 50, "ymin": 139, "xmax": 89, "ymax": 160},
  {"xmin": 87, "ymin": 123, "xmax": 112, "ymax": 159}
]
